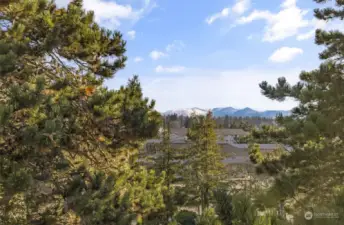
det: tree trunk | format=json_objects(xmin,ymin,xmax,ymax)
[{"xmin": 278, "ymin": 200, "xmax": 286, "ymax": 219}]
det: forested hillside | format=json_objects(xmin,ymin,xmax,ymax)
[{"xmin": 0, "ymin": 0, "xmax": 344, "ymax": 225}]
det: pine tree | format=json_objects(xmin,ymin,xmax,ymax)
[
  {"xmin": 147, "ymin": 121, "xmax": 182, "ymax": 223},
  {"xmin": 0, "ymin": 1, "xmax": 164, "ymax": 224},
  {"xmin": 184, "ymin": 112, "xmax": 227, "ymax": 213},
  {"xmin": 0, "ymin": 0, "xmax": 18, "ymax": 8},
  {"xmin": 213, "ymin": 190, "xmax": 289, "ymax": 225},
  {"xmin": 248, "ymin": 143, "xmax": 263, "ymax": 164},
  {"xmin": 257, "ymin": 0, "xmax": 344, "ymax": 212},
  {"xmin": 184, "ymin": 116, "xmax": 190, "ymax": 128},
  {"xmin": 213, "ymin": 189, "xmax": 233, "ymax": 225},
  {"xmin": 224, "ymin": 115, "xmax": 229, "ymax": 129},
  {"xmin": 195, "ymin": 207, "xmax": 222, "ymax": 225},
  {"xmin": 185, "ymin": 116, "xmax": 194, "ymax": 129}
]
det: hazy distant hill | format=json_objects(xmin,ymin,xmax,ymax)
[
  {"xmin": 163, "ymin": 107, "xmax": 290, "ymax": 118},
  {"xmin": 212, "ymin": 107, "xmax": 238, "ymax": 116}
]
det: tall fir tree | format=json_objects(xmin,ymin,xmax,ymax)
[
  {"xmin": 0, "ymin": 0, "xmax": 165, "ymax": 224},
  {"xmin": 255, "ymin": 0, "xmax": 344, "ymax": 217},
  {"xmin": 146, "ymin": 120, "xmax": 182, "ymax": 224},
  {"xmin": 184, "ymin": 112, "xmax": 227, "ymax": 213},
  {"xmin": 224, "ymin": 115, "xmax": 229, "ymax": 129}
]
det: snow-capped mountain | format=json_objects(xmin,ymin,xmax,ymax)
[
  {"xmin": 163, "ymin": 107, "xmax": 291, "ymax": 118},
  {"xmin": 163, "ymin": 107, "xmax": 209, "ymax": 116}
]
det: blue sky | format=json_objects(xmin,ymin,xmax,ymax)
[{"xmin": 55, "ymin": 0, "xmax": 341, "ymax": 112}]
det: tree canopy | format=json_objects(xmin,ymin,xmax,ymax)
[
  {"xmin": 2, "ymin": 0, "xmax": 344, "ymax": 224},
  {"xmin": 257, "ymin": 0, "xmax": 344, "ymax": 211},
  {"xmin": 0, "ymin": 0, "xmax": 163, "ymax": 224}
]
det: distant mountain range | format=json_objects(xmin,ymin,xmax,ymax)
[{"xmin": 163, "ymin": 107, "xmax": 291, "ymax": 118}]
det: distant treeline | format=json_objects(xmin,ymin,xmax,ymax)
[{"xmin": 164, "ymin": 114, "xmax": 274, "ymax": 130}]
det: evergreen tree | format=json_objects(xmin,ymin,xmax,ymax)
[
  {"xmin": 184, "ymin": 112, "xmax": 227, "ymax": 213},
  {"xmin": 215, "ymin": 117, "xmax": 223, "ymax": 129},
  {"xmin": 224, "ymin": 115, "xmax": 229, "ymax": 129},
  {"xmin": 248, "ymin": 143, "xmax": 263, "ymax": 164},
  {"xmin": 147, "ymin": 121, "xmax": 181, "ymax": 223},
  {"xmin": 0, "ymin": 1, "xmax": 164, "ymax": 224},
  {"xmin": 184, "ymin": 116, "xmax": 190, "ymax": 128},
  {"xmin": 195, "ymin": 208, "xmax": 221, "ymax": 225},
  {"xmin": 212, "ymin": 190, "xmax": 289, "ymax": 225},
  {"xmin": 257, "ymin": 0, "xmax": 344, "ymax": 213},
  {"xmin": 186, "ymin": 116, "xmax": 194, "ymax": 129},
  {"xmin": 170, "ymin": 114, "xmax": 178, "ymax": 121},
  {"xmin": 213, "ymin": 190, "xmax": 233, "ymax": 225}
]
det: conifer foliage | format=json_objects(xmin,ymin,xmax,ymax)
[
  {"xmin": 0, "ymin": 0, "xmax": 163, "ymax": 224},
  {"xmin": 145, "ymin": 121, "xmax": 181, "ymax": 224},
  {"xmin": 248, "ymin": 143, "xmax": 263, "ymax": 165},
  {"xmin": 258, "ymin": 0, "xmax": 344, "ymax": 211},
  {"xmin": 184, "ymin": 112, "xmax": 227, "ymax": 213}
]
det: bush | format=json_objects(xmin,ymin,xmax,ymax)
[{"xmin": 175, "ymin": 210, "xmax": 197, "ymax": 225}]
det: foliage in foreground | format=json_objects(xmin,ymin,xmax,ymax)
[
  {"xmin": 245, "ymin": 0, "xmax": 344, "ymax": 221},
  {"xmin": 184, "ymin": 112, "xmax": 228, "ymax": 213},
  {"xmin": 0, "ymin": 0, "xmax": 163, "ymax": 224},
  {"xmin": 1, "ymin": 0, "xmax": 344, "ymax": 224}
]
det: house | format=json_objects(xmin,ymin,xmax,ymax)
[{"xmin": 144, "ymin": 128, "xmax": 284, "ymax": 165}]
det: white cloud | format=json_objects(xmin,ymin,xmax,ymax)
[
  {"xmin": 134, "ymin": 57, "xmax": 143, "ymax": 62},
  {"xmin": 269, "ymin": 47, "xmax": 303, "ymax": 63},
  {"xmin": 237, "ymin": 0, "xmax": 309, "ymax": 42},
  {"xmin": 149, "ymin": 40, "xmax": 185, "ymax": 60},
  {"xmin": 206, "ymin": 0, "xmax": 250, "ymax": 25},
  {"xmin": 206, "ymin": 8, "xmax": 230, "ymax": 25},
  {"xmin": 297, "ymin": 19, "xmax": 325, "ymax": 41},
  {"xmin": 296, "ymin": 19, "xmax": 341, "ymax": 41},
  {"xmin": 166, "ymin": 40, "xmax": 185, "ymax": 52},
  {"xmin": 55, "ymin": 0, "xmax": 156, "ymax": 29},
  {"xmin": 232, "ymin": 0, "xmax": 251, "ymax": 15},
  {"xmin": 127, "ymin": 30, "xmax": 136, "ymax": 40},
  {"xmin": 296, "ymin": 30, "xmax": 315, "ymax": 41},
  {"xmin": 281, "ymin": 0, "xmax": 297, "ymax": 8},
  {"xmin": 150, "ymin": 50, "xmax": 167, "ymax": 60},
  {"xmin": 133, "ymin": 67, "xmax": 302, "ymax": 112},
  {"xmin": 155, "ymin": 65, "xmax": 185, "ymax": 73},
  {"xmin": 105, "ymin": 66, "xmax": 313, "ymax": 112},
  {"xmin": 247, "ymin": 34, "xmax": 253, "ymax": 40}
]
